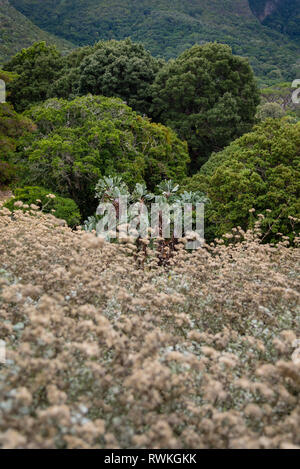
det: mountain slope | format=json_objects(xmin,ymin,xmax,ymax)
[
  {"xmin": 249, "ymin": 0, "xmax": 300, "ymax": 39},
  {"xmin": 0, "ymin": 0, "xmax": 74, "ymax": 64},
  {"xmin": 8, "ymin": 0, "xmax": 300, "ymax": 83}
]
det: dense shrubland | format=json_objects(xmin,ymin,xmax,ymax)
[{"xmin": 0, "ymin": 207, "xmax": 299, "ymax": 449}]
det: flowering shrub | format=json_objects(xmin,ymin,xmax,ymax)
[{"xmin": 0, "ymin": 205, "xmax": 299, "ymax": 449}]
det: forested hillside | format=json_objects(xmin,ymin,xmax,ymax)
[
  {"xmin": 9, "ymin": 0, "xmax": 300, "ymax": 84},
  {"xmin": 249, "ymin": 0, "xmax": 300, "ymax": 39},
  {"xmin": 0, "ymin": 0, "xmax": 74, "ymax": 64}
]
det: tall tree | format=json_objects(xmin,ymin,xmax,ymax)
[
  {"xmin": 0, "ymin": 69, "xmax": 35, "ymax": 187},
  {"xmin": 15, "ymin": 95, "xmax": 189, "ymax": 218},
  {"xmin": 77, "ymin": 39, "xmax": 164, "ymax": 115},
  {"xmin": 4, "ymin": 41, "xmax": 63, "ymax": 112},
  {"xmin": 183, "ymin": 118, "xmax": 300, "ymax": 242},
  {"xmin": 151, "ymin": 43, "xmax": 260, "ymax": 170}
]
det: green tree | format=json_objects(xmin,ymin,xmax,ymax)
[
  {"xmin": 151, "ymin": 43, "xmax": 260, "ymax": 170},
  {"xmin": 0, "ymin": 102, "xmax": 34, "ymax": 158},
  {"xmin": 8, "ymin": 0, "xmax": 300, "ymax": 83},
  {"xmin": 13, "ymin": 95, "xmax": 189, "ymax": 219},
  {"xmin": 4, "ymin": 42, "xmax": 64, "ymax": 111},
  {"xmin": 183, "ymin": 118, "xmax": 300, "ymax": 242},
  {"xmin": 77, "ymin": 39, "xmax": 164, "ymax": 114},
  {"xmin": 260, "ymin": 82, "xmax": 295, "ymax": 110},
  {"xmin": 48, "ymin": 45, "xmax": 95, "ymax": 100},
  {"xmin": 6, "ymin": 39, "xmax": 162, "ymax": 115},
  {"xmin": 0, "ymin": 71, "xmax": 35, "ymax": 187}
]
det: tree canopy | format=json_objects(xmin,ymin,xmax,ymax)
[
  {"xmin": 0, "ymin": 70, "xmax": 35, "ymax": 187},
  {"xmin": 4, "ymin": 42, "xmax": 63, "ymax": 112},
  {"xmin": 4, "ymin": 39, "xmax": 164, "ymax": 115},
  {"xmin": 12, "ymin": 95, "xmax": 189, "ymax": 219},
  {"xmin": 151, "ymin": 43, "xmax": 260, "ymax": 170},
  {"xmin": 9, "ymin": 0, "xmax": 300, "ymax": 84},
  {"xmin": 76, "ymin": 39, "xmax": 164, "ymax": 115},
  {"xmin": 183, "ymin": 118, "xmax": 300, "ymax": 242}
]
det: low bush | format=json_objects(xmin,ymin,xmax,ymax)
[{"xmin": 3, "ymin": 186, "xmax": 80, "ymax": 227}]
